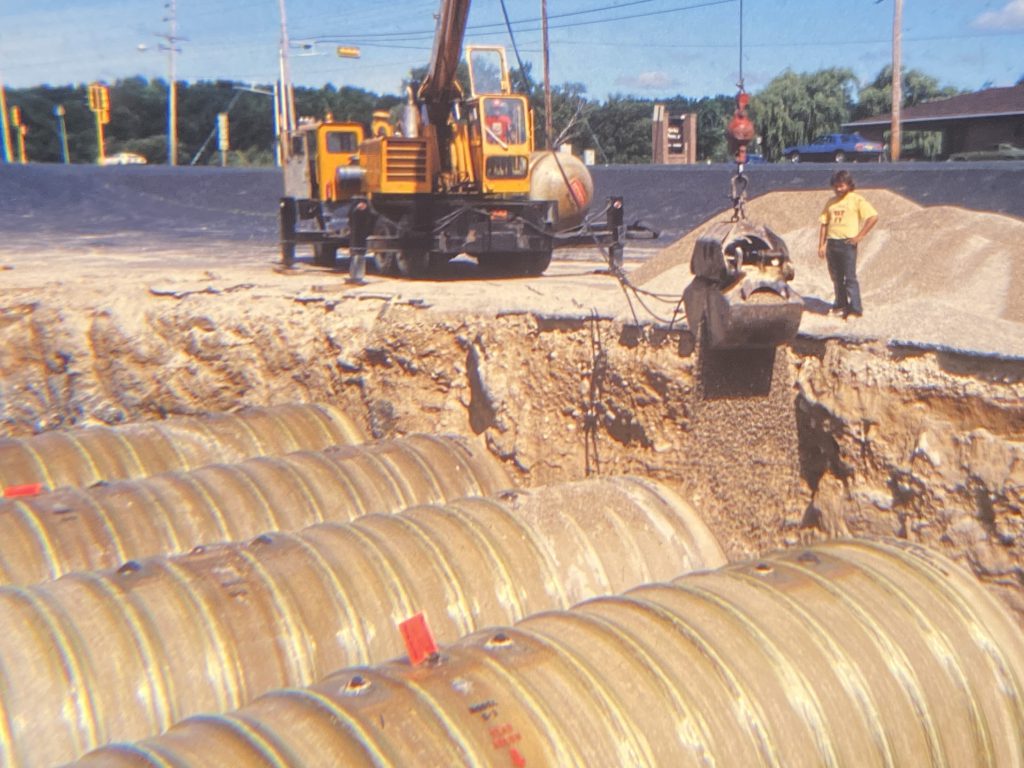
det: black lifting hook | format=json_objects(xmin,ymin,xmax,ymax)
[{"xmin": 729, "ymin": 170, "xmax": 748, "ymax": 222}]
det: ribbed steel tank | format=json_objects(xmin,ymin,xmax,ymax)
[
  {"xmin": 0, "ymin": 403, "xmax": 365, "ymax": 491},
  {"xmin": 0, "ymin": 434, "xmax": 510, "ymax": 585},
  {"xmin": 2, "ymin": 476, "xmax": 724, "ymax": 767},
  {"xmin": 74, "ymin": 539, "xmax": 1024, "ymax": 768}
]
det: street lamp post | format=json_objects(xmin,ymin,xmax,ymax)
[{"xmin": 54, "ymin": 104, "xmax": 70, "ymax": 164}]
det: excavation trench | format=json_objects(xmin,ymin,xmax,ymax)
[{"xmin": 2, "ymin": 297, "xmax": 1021, "ymax": 623}]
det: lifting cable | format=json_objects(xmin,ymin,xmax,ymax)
[{"xmin": 594, "ymin": 0, "xmax": 754, "ymax": 332}]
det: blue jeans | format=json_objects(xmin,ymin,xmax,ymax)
[{"xmin": 826, "ymin": 239, "xmax": 862, "ymax": 314}]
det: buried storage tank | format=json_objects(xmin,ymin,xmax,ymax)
[
  {"xmin": 0, "ymin": 402, "xmax": 366, "ymax": 491},
  {"xmin": 0, "ymin": 433, "xmax": 510, "ymax": 585},
  {"xmin": 73, "ymin": 538, "xmax": 1024, "ymax": 768},
  {"xmin": 0, "ymin": 475, "xmax": 724, "ymax": 767}
]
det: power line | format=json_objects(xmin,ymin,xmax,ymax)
[{"xmin": 302, "ymin": 0, "xmax": 736, "ymax": 43}]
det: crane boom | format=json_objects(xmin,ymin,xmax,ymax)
[{"xmin": 418, "ymin": 0, "xmax": 471, "ymax": 107}]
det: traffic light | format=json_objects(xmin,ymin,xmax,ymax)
[
  {"xmin": 87, "ymin": 83, "xmax": 110, "ymax": 163},
  {"xmin": 88, "ymin": 83, "xmax": 110, "ymax": 123}
]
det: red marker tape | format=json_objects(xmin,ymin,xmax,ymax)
[
  {"xmin": 3, "ymin": 483, "xmax": 45, "ymax": 498},
  {"xmin": 399, "ymin": 612, "xmax": 438, "ymax": 666}
]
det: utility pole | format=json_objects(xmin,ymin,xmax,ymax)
[
  {"xmin": 0, "ymin": 71, "xmax": 13, "ymax": 163},
  {"xmin": 277, "ymin": 0, "xmax": 296, "ymax": 163},
  {"xmin": 541, "ymin": 0, "xmax": 553, "ymax": 150},
  {"xmin": 54, "ymin": 104, "xmax": 70, "ymax": 164},
  {"xmin": 160, "ymin": 0, "xmax": 183, "ymax": 165},
  {"xmin": 890, "ymin": 0, "xmax": 903, "ymax": 161}
]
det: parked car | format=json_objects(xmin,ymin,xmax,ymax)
[
  {"xmin": 947, "ymin": 143, "xmax": 1024, "ymax": 161},
  {"xmin": 782, "ymin": 133, "xmax": 884, "ymax": 163},
  {"xmin": 102, "ymin": 151, "xmax": 148, "ymax": 166}
]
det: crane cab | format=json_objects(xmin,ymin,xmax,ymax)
[{"xmin": 457, "ymin": 45, "xmax": 533, "ymax": 195}]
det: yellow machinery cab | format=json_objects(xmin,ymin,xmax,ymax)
[
  {"xmin": 316, "ymin": 122, "xmax": 365, "ymax": 201},
  {"xmin": 464, "ymin": 45, "xmax": 532, "ymax": 196}
]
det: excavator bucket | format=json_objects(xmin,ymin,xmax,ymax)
[{"xmin": 683, "ymin": 220, "xmax": 804, "ymax": 350}]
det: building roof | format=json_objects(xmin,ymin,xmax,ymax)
[{"xmin": 845, "ymin": 84, "xmax": 1024, "ymax": 127}]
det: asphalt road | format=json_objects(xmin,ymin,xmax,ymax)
[{"xmin": 1, "ymin": 160, "xmax": 1022, "ymax": 254}]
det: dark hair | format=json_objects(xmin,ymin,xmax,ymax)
[{"xmin": 830, "ymin": 169, "xmax": 855, "ymax": 190}]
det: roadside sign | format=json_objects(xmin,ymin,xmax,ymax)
[{"xmin": 217, "ymin": 112, "xmax": 229, "ymax": 151}]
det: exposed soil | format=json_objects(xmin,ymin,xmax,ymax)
[{"xmin": 1, "ymin": 189, "xmax": 1022, "ymax": 624}]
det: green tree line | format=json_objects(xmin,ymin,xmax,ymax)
[{"xmin": 3, "ymin": 65, "xmax": 960, "ymax": 166}]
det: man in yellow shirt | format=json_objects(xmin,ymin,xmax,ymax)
[{"xmin": 817, "ymin": 170, "xmax": 878, "ymax": 319}]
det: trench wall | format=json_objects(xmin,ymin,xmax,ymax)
[{"xmin": 1, "ymin": 295, "xmax": 1020, "ymax": 620}]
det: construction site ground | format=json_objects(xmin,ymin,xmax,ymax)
[{"xmin": 1, "ymin": 162, "xmax": 1022, "ymax": 624}]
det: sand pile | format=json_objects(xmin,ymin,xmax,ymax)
[{"xmin": 628, "ymin": 189, "xmax": 1024, "ymax": 358}]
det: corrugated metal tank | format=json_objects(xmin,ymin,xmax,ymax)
[
  {"xmin": 0, "ymin": 433, "xmax": 510, "ymax": 585},
  {"xmin": 0, "ymin": 403, "xmax": 365, "ymax": 491},
  {"xmin": 74, "ymin": 539, "xmax": 1024, "ymax": 768},
  {"xmin": 1, "ymin": 476, "xmax": 724, "ymax": 767}
]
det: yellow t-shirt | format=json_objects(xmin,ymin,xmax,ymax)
[{"xmin": 819, "ymin": 191, "xmax": 878, "ymax": 239}]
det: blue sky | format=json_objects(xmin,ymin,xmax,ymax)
[{"xmin": 2, "ymin": 0, "xmax": 1023, "ymax": 99}]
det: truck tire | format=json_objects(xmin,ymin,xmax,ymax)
[
  {"xmin": 395, "ymin": 251, "xmax": 430, "ymax": 277},
  {"xmin": 313, "ymin": 243, "xmax": 338, "ymax": 268},
  {"xmin": 521, "ymin": 249, "xmax": 552, "ymax": 276},
  {"xmin": 372, "ymin": 219, "xmax": 399, "ymax": 275}
]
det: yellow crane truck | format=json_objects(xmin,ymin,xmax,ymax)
[{"xmin": 278, "ymin": 0, "xmax": 626, "ymax": 280}]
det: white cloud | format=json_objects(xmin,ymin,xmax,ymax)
[
  {"xmin": 613, "ymin": 71, "xmax": 679, "ymax": 91},
  {"xmin": 971, "ymin": 0, "xmax": 1024, "ymax": 30}
]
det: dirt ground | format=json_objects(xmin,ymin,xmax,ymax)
[{"xmin": 1, "ymin": 189, "xmax": 1022, "ymax": 622}]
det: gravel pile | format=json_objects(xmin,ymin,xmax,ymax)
[{"xmin": 630, "ymin": 189, "xmax": 1024, "ymax": 359}]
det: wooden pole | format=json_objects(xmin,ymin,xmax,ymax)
[
  {"xmin": 541, "ymin": 0, "xmax": 553, "ymax": 150},
  {"xmin": 95, "ymin": 109, "xmax": 106, "ymax": 165},
  {"xmin": 890, "ymin": 0, "xmax": 902, "ymax": 161},
  {"xmin": 166, "ymin": 0, "xmax": 178, "ymax": 165},
  {"xmin": 16, "ymin": 123, "xmax": 27, "ymax": 163}
]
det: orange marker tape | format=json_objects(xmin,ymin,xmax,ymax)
[
  {"xmin": 3, "ymin": 483, "xmax": 45, "ymax": 498},
  {"xmin": 399, "ymin": 612, "xmax": 438, "ymax": 666}
]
